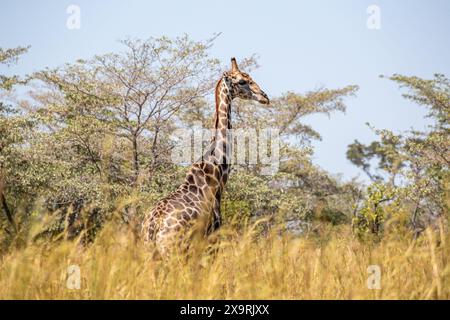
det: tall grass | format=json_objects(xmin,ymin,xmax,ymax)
[{"xmin": 0, "ymin": 221, "xmax": 448, "ymax": 299}]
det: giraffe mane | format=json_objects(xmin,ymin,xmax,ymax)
[{"xmin": 214, "ymin": 78, "xmax": 223, "ymax": 129}]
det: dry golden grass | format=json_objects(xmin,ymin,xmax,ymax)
[{"xmin": 0, "ymin": 222, "xmax": 449, "ymax": 300}]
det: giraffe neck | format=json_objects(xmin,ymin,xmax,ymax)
[
  {"xmin": 207, "ymin": 77, "xmax": 232, "ymax": 167},
  {"xmin": 214, "ymin": 77, "xmax": 232, "ymax": 131}
]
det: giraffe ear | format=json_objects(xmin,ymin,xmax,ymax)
[{"xmin": 231, "ymin": 57, "xmax": 239, "ymax": 72}]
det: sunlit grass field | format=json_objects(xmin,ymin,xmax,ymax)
[{"xmin": 0, "ymin": 220, "xmax": 448, "ymax": 300}]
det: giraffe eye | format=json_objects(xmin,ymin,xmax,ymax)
[{"xmin": 238, "ymin": 79, "xmax": 247, "ymax": 85}]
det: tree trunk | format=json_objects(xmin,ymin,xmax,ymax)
[
  {"xmin": 132, "ymin": 134, "xmax": 139, "ymax": 183},
  {"xmin": 0, "ymin": 179, "xmax": 17, "ymax": 233},
  {"xmin": 150, "ymin": 126, "xmax": 160, "ymax": 171}
]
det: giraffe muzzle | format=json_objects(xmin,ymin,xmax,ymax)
[{"xmin": 256, "ymin": 92, "xmax": 270, "ymax": 105}]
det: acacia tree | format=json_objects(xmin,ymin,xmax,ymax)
[
  {"xmin": 33, "ymin": 35, "xmax": 221, "ymax": 184},
  {"xmin": 348, "ymin": 74, "xmax": 449, "ymax": 238},
  {"xmin": 395, "ymin": 74, "xmax": 449, "ymax": 235},
  {"xmin": 0, "ymin": 46, "xmax": 31, "ymax": 235},
  {"xmin": 347, "ymin": 133, "xmax": 405, "ymax": 184},
  {"xmin": 216, "ymin": 84, "xmax": 361, "ymax": 231},
  {"xmin": 24, "ymin": 35, "xmax": 224, "ymax": 239}
]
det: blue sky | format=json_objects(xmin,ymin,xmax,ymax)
[{"xmin": 1, "ymin": 0, "xmax": 449, "ymax": 181}]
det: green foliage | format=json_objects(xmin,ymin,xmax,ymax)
[
  {"xmin": 387, "ymin": 73, "xmax": 449, "ymax": 129},
  {"xmin": 0, "ymin": 46, "xmax": 29, "ymax": 90},
  {"xmin": 348, "ymin": 73, "xmax": 449, "ymax": 238},
  {"xmin": 352, "ymin": 182, "xmax": 399, "ymax": 239},
  {"xmin": 0, "ymin": 46, "xmax": 33, "ymax": 239},
  {"xmin": 347, "ymin": 131, "xmax": 404, "ymax": 183}
]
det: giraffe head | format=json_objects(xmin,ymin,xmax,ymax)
[{"xmin": 224, "ymin": 57, "xmax": 270, "ymax": 105}]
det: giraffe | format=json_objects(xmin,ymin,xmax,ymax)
[{"xmin": 141, "ymin": 57, "xmax": 269, "ymax": 255}]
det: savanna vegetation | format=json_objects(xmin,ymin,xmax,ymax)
[{"xmin": 0, "ymin": 36, "xmax": 449, "ymax": 299}]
